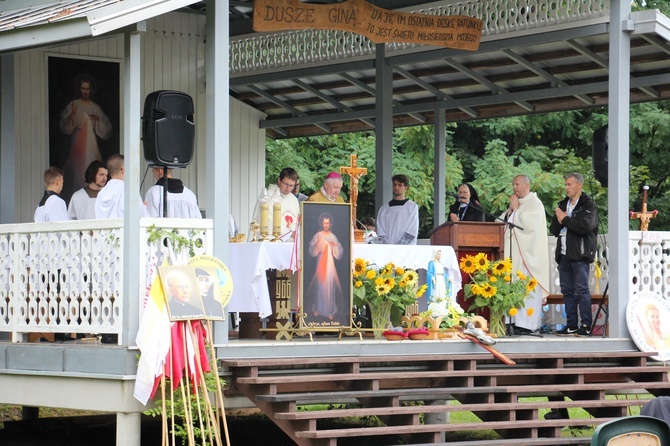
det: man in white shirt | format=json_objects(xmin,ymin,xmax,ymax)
[
  {"xmin": 68, "ymin": 160, "xmax": 108, "ymax": 220},
  {"xmin": 376, "ymin": 174, "xmax": 419, "ymax": 245},
  {"xmin": 95, "ymin": 154, "xmax": 148, "ymax": 218},
  {"xmin": 34, "ymin": 167, "xmax": 69, "ymax": 222},
  {"xmin": 145, "ymin": 167, "xmax": 201, "ymax": 219},
  {"xmin": 267, "ymin": 167, "xmax": 300, "ymax": 239}
]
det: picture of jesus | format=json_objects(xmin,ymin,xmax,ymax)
[{"xmin": 301, "ymin": 203, "xmax": 352, "ymax": 329}]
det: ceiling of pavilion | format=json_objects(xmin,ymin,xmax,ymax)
[
  {"xmin": 2, "ymin": 1, "xmax": 670, "ymax": 140},
  {"xmin": 224, "ymin": 1, "xmax": 670, "ymax": 139}
]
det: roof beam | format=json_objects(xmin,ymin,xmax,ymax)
[
  {"xmin": 259, "ymin": 72, "xmax": 669, "ymax": 130},
  {"xmin": 338, "ymin": 72, "xmax": 427, "ymax": 124},
  {"xmin": 293, "ymin": 78, "xmax": 375, "ymax": 128},
  {"xmin": 443, "ymin": 59, "xmax": 534, "ymax": 112},
  {"xmin": 248, "ymin": 84, "xmax": 331, "ymax": 133},
  {"xmin": 394, "ymin": 66, "xmax": 478, "ymax": 117},
  {"xmin": 503, "ymin": 48, "xmax": 595, "ymax": 105}
]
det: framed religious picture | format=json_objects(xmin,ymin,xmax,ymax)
[
  {"xmin": 188, "ymin": 255, "xmax": 234, "ymax": 321},
  {"xmin": 47, "ymin": 54, "xmax": 121, "ymax": 203},
  {"xmin": 626, "ymin": 290, "xmax": 670, "ymax": 362},
  {"xmin": 158, "ymin": 265, "xmax": 206, "ymax": 321},
  {"xmin": 300, "ymin": 202, "xmax": 353, "ymax": 330}
]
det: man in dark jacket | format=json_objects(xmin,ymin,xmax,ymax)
[{"xmin": 550, "ymin": 172, "xmax": 599, "ymax": 337}]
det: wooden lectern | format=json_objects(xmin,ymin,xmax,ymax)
[
  {"xmin": 430, "ymin": 221, "xmax": 506, "ymax": 314},
  {"xmin": 429, "ymin": 221, "xmax": 505, "ymax": 260}
]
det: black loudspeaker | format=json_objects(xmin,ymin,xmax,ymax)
[
  {"xmin": 593, "ymin": 124, "xmax": 608, "ymax": 187},
  {"xmin": 142, "ymin": 90, "xmax": 195, "ymax": 167}
]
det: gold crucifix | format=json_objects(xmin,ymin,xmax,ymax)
[
  {"xmin": 340, "ymin": 154, "xmax": 367, "ymax": 237},
  {"xmin": 630, "ymin": 185, "xmax": 658, "ymax": 231}
]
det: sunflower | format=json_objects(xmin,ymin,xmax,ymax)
[
  {"xmin": 366, "ymin": 269, "xmax": 377, "ymax": 280},
  {"xmin": 480, "ymin": 284, "xmax": 497, "ymax": 298},
  {"xmin": 503, "ymin": 275, "xmax": 511, "ymax": 282},
  {"xmin": 398, "ymin": 278, "xmax": 408, "ymax": 288},
  {"xmin": 526, "ymin": 278, "xmax": 538, "ymax": 293},
  {"xmin": 383, "ymin": 277, "xmax": 396, "ymax": 288},
  {"xmin": 516, "ymin": 271, "xmax": 527, "ymax": 281},
  {"xmin": 526, "ymin": 307, "xmax": 534, "ymax": 317},
  {"xmin": 403, "ymin": 270, "xmax": 419, "ymax": 286},
  {"xmin": 492, "ymin": 259, "xmax": 512, "ymax": 276},
  {"xmin": 508, "ymin": 307, "xmax": 518, "ymax": 316},
  {"xmin": 470, "ymin": 283, "xmax": 482, "ymax": 295},
  {"xmin": 354, "ymin": 280, "xmax": 363, "ymax": 288},
  {"xmin": 375, "ymin": 284, "xmax": 391, "ymax": 295},
  {"xmin": 383, "ymin": 262, "xmax": 395, "ymax": 274},
  {"xmin": 395, "ymin": 266, "xmax": 405, "ymax": 275},
  {"xmin": 354, "ymin": 258, "xmax": 367, "ymax": 277},
  {"xmin": 416, "ymin": 284, "xmax": 428, "ymax": 297},
  {"xmin": 489, "ymin": 276, "xmax": 498, "ymax": 283},
  {"xmin": 460, "ymin": 255, "xmax": 477, "ymax": 274},
  {"xmin": 473, "ymin": 253, "xmax": 490, "ymax": 271},
  {"xmin": 375, "ymin": 277, "xmax": 384, "ymax": 286}
]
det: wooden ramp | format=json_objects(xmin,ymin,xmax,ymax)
[{"xmin": 222, "ymin": 351, "xmax": 670, "ymax": 446}]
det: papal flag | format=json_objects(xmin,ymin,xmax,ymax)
[{"xmin": 133, "ymin": 254, "xmax": 172, "ymax": 405}]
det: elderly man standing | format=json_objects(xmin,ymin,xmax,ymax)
[
  {"xmin": 307, "ymin": 172, "xmax": 345, "ymax": 203},
  {"xmin": 376, "ymin": 174, "xmax": 419, "ymax": 245},
  {"xmin": 502, "ymin": 174, "xmax": 551, "ymax": 333}
]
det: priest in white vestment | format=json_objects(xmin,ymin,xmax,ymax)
[
  {"xmin": 266, "ymin": 167, "xmax": 300, "ymax": 240},
  {"xmin": 145, "ymin": 167, "xmax": 201, "ymax": 219},
  {"xmin": 376, "ymin": 174, "xmax": 419, "ymax": 245},
  {"xmin": 502, "ymin": 174, "xmax": 551, "ymax": 332}
]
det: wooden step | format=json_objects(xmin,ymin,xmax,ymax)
[
  {"xmin": 256, "ymin": 386, "xmax": 505, "ymax": 403},
  {"xmin": 274, "ymin": 397, "xmax": 648, "ymax": 420},
  {"xmin": 235, "ymin": 365, "xmax": 667, "ymax": 385},
  {"xmin": 412, "ymin": 438, "xmax": 591, "ymax": 446},
  {"xmin": 294, "ymin": 418, "xmax": 616, "ymax": 439}
]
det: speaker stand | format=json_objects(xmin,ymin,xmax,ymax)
[{"xmin": 162, "ymin": 166, "xmax": 169, "ymax": 218}]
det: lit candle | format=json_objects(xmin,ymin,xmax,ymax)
[
  {"xmin": 260, "ymin": 202, "xmax": 269, "ymax": 236},
  {"xmin": 273, "ymin": 202, "xmax": 282, "ymax": 236}
]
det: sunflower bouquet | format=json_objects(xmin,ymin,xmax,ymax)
[
  {"xmin": 459, "ymin": 253, "xmax": 538, "ymax": 336},
  {"xmin": 353, "ymin": 258, "xmax": 427, "ymax": 310}
]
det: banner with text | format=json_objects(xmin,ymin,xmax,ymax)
[{"xmin": 253, "ymin": 0, "xmax": 483, "ymax": 51}]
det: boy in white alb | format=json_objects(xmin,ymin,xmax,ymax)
[{"xmin": 35, "ymin": 167, "xmax": 69, "ymax": 222}]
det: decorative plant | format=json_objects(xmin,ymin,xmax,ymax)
[
  {"xmin": 352, "ymin": 258, "xmax": 427, "ymax": 311},
  {"xmin": 460, "ymin": 253, "xmax": 538, "ymax": 319},
  {"xmin": 420, "ymin": 297, "xmax": 466, "ymax": 329}
]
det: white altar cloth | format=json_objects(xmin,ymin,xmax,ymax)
[{"xmin": 226, "ymin": 242, "xmax": 461, "ymax": 318}]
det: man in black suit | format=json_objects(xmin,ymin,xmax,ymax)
[{"xmin": 166, "ymin": 269, "xmax": 205, "ymax": 320}]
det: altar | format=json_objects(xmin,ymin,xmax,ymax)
[{"xmin": 226, "ymin": 243, "xmax": 461, "ymax": 319}]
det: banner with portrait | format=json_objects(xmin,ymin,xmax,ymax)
[
  {"xmin": 300, "ymin": 202, "xmax": 352, "ymax": 330},
  {"xmin": 47, "ymin": 54, "xmax": 121, "ymax": 202}
]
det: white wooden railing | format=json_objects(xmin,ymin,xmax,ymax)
[
  {"xmin": 0, "ymin": 219, "xmax": 213, "ymax": 343},
  {"xmin": 230, "ymin": 0, "xmax": 609, "ymax": 74}
]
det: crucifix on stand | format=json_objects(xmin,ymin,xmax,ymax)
[
  {"xmin": 340, "ymin": 154, "xmax": 367, "ymax": 243},
  {"xmin": 630, "ymin": 185, "xmax": 658, "ymax": 231}
]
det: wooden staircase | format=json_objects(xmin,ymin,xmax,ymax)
[{"xmin": 222, "ymin": 351, "xmax": 670, "ymax": 446}]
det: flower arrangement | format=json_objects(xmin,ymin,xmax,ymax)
[
  {"xmin": 420, "ymin": 296, "xmax": 465, "ymax": 329},
  {"xmin": 459, "ymin": 253, "xmax": 538, "ymax": 336},
  {"xmin": 352, "ymin": 258, "xmax": 427, "ymax": 310},
  {"xmin": 353, "ymin": 258, "xmax": 427, "ymax": 338}
]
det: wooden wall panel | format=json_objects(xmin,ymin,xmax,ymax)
[{"xmin": 11, "ymin": 12, "xmax": 267, "ymax": 228}]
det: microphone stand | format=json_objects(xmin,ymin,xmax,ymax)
[{"xmin": 447, "ymin": 192, "xmax": 542, "ymax": 338}]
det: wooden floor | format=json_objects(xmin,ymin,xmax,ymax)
[{"xmin": 222, "ymin": 350, "xmax": 670, "ymax": 446}]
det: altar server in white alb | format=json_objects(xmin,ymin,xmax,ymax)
[
  {"xmin": 34, "ymin": 167, "xmax": 69, "ymax": 223},
  {"xmin": 501, "ymin": 174, "xmax": 551, "ymax": 333},
  {"xmin": 145, "ymin": 167, "xmax": 201, "ymax": 219},
  {"xmin": 266, "ymin": 167, "xmax": 300, "ymax": 239},
  {"xmin": 376, "ymin": 174, "xmax": 419, "ymax": 245},
  {"xmin": 95, "ymin": 154, "xmax": 148, "ymax": 219},
  {"xmin": 68, "ymin": 160, "xmax": 108, "ymax": 220}
]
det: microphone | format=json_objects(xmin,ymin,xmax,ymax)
[{"xmin": 446, "ymin": 191, "xmax": 461, "ymax": 199}]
